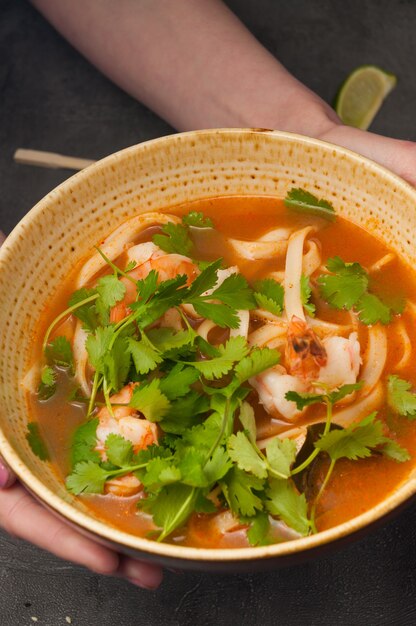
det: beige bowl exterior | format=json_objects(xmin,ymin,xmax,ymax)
[{"xmin": 1, "ymin": 128, "xmax": 416, "ymax": 571}]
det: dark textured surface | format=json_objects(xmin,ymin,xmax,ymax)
[{"xmin": 1, "ymin": 0, "xmax": 416, "ymax": 624}]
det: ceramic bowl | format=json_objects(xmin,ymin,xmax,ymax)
[{"xmin": 1, "ymin": 129, "xmax": 416, "ymax": 572}]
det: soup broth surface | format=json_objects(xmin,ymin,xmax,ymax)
[{"xmin": 28, "ymin": 196, "xmax": 416, "ymax": 548}]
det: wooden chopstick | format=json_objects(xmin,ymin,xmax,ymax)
[{"xmin": 14, "ymin": 148, "xmax": 95, "ymax": 171}]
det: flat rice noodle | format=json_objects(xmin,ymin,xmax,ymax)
[
  {"xmin": 197, "ymin": 319, "xmax": 217, "ymax": 341},
  {"xmin": 76, "ymin": 212, "xmax": 180, "ymax": 287},
  {"xmin": 284, "ymin": 226, "xmax": 314, "ymax": 322},
  {"xmin": 359, "ymin": 324, "xmax": 387, "ymax": 397},
  {"xmin": 302, "ymin": 240, "xmax": 321, "ymax": 276},
  {"xmin": 368, "ymin": 252, "xmax": 395, "ymax": 273},
  {"xmin": 73, "ymin": 321, "xmax": 91, "ymax": 396},
  {"xmin": 394, "ymin": 320, "xmax": 412, "ymax": 370},
  {"xmin": 248, "ymin": 324, "xmax": 286, "ymax": 349},
  {"xmin": 21, "ymin": 363, "xmax": 41, "ymax": 394},
  {"xmin": 257, "ymin": 425, "xmax": 307, "ymax": 452},
  {"xmin": 228, "ymin": 228, "xmax": 291, "ymax": 261},
  {"xmin": 307, "ymin": 316, "xmax": 353, "ymax": 337},
  {"xmin": 230, "ymin": 310, "xmax": 250, "ymax": 339},
  {"xmin": 332, "ymin": 382, "xmax": 383, "ymax": 427}
]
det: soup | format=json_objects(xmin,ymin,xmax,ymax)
[{"xmin": 25, "ymin": 193, "xmax": 416, "ymax": 549}]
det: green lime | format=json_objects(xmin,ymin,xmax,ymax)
[{"xmin": 335, "ymin": 65, "xmax": 397, "ymax": 130}]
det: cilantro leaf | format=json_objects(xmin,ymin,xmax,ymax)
[
  {"xmin": 204, "ymin": 446, "xmax": 233, "ymax": 483},
  {"xmin": 70, "ymin": 418, "xmax": 100, "ymax": 467},
  {"xmin": 182, "ymin": 211, "xmax": 214, "ymax": 228},
  {"xmin": 380, "ymin": 440, "xmax": 411, "ymax": 462},
  {"xmin": 138, "ymin": 483, "xmax": 197, "ymax": 541},
  {"xmin": 246, "ymin": 512, "xmax": 271, "ymax": 546},
  {"xmin": 139, "ymin": 457, "xmax": 181, "ymax": 492},
  {"xmin": 68, "ymin": 287, "xmax": 99, "ymax": 331},
  {"xmin": 188, "ymin": 336, "xmax": 249, "ymax": 380},
  {"xmin": 136, "ymin": 270, "xmax": 159, "ymax": 303},
  {"xmin": 102, "ymin": 335, "xmax": 131, "ymax": 392},
  {"xmin": 301, "ymin": 274, "xmax": 315, "ymax": 317},
  {"xmin": 284, "ymin": 188, "xmax": 336, "ymax": 222},
  {"xmin": 387, "ymin": 375, "xmax": 416, "ymax": 419},
  {"xmin": 210, "ymin": 273, "xmax": 256, "ymax": 310},
  {"xmin": 105, "ymin": 433, "xmax": 134, "ymax": 467},
  {"xmin": 190, "ymin": 300, "xmax": 240, "ymax": 329},
  {"xmin": 45, "ymin": 336, "xmax": 74, "ymax": 371},
  {"xmin": 26, "ymin": 422, "xmax": 50, "ymax": 461},
  {"xmin": 234, "ymin": 347, "xmax": 280, "ymax": 384},
  {"xmin": 227, "ymin": 431, "xmax": 268, "ymax": 479},
  {"xmin": 159, "ymin": 391, "xmax": 209, "ymax": 434},
  {"xmin": 254, "ymin": 278, "xmax": 284, "ymax": 315},
  {"xmin": 316, "ymin": 412, "xmax": 385, "ymax": 461},
  {"xmin": 96, "ymin": 274, "xmax": 126, "ymax": 308},
  {"xmin": 66, "ymin": 461, "xmax": 109, "ymax": 494},
  {"xmin": 86, "ymin": 326, "xmax": 115, "ymax": 372},
  {"xmin": 146, "ymin": 327, "xmax": 196, "ymax": 357},
  {"xmin": 127, "ymin": 337, "xmax": 162, "ymax": 375},
  {"xmin": 125, "ymin": 259, "xmax": 137, "ymax": 272},
  {"xmin": 356, "ymin": 292, "xmax": 392, "ymax": 325},
  {"xmin": 238, "ymin": 401, "xmax": 257, "ymax": 443},
  {"xmin": 265, "ymin": 437, "xmax": 297, "ymax": 479},
  {"xmin": 318, "ymin": 257, "xmax": 368, "ymax": 310},
  {"xmin": 186, "ymin": 259, "xmax": 222, "ymax": 299},
  {"xmin": 130, "ymin": 379, "xmax": 171, "ymax": 422},
  {"xmin": 158, "ymin": 363, "xmax": 200, "ymax": 400},
  {"xmin": 153, "ymin": 223, "xmax": 193, "ymax": 256},
  {"xmin": 221, "ymin": 467, "xmax": 264, "ymax": 517},
  {"xmin": 286, "ymin": 382, "xmax": 362, "ymax": 410},
  {"xmin": 266, "ymin": 479, "xmax": 310, "ymax": 536},
  {"xmin": 37, "ymin": 366, "xmax": 57, "ymax": 400}
]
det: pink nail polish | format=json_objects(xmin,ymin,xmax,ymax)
[
  {"xmin": 0, "ymin": 458, "xmax": 14, "ymax": 489},
  {"xmin": 126, "ymin": 577, "xmax": 160, "ymax": 591}
]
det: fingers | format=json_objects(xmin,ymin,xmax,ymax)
[
  {"xmin": 0, "ymin": 483, "xmax": 163, "ymax": 588},
  {"xmin": 320, "ymin": 124, "xmax": 416, "ymax": 187},
  {"xmin": 0, "ymin": 456, "xmax": 16, "ymax": 488},
  {"xmin": 118, "ymin": 555, "xmax": 164, "ymax": 590}
]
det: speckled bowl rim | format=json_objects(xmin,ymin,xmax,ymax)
[{"xmin": 2, "ymin": 128, "xmax": 416, "ymax": 565}]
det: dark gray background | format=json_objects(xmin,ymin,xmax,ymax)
[{"xmin": 1, "ymin": 0, "xmax": 416, "ymax": 624}]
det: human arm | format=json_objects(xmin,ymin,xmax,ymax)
[{"xmin": 30, "ymin": 0, "xmax": 416, "ymax": 185}]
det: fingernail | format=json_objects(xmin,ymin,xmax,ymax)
[
  {"xmin": 0, "ymin": 458, "xmax": 14, "ymax": 488},
  {"xmin": 121, "ymin": 559, "xmax": 163, "ymax": 590},
  {"xmin": 126, "ymin": 577, "xmax": 160, "ymax": 591}
]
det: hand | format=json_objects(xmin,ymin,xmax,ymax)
[
  {"xmin": 0, "ymin": 229, "xmax": 162, "ymax": 589},
  {"xmin": 0, "ymin": 457, "xmax": 163, "ymax": 589},
  {"xmin": 317, "ymin": 121, "xmax": 416, "ymax": 188}
]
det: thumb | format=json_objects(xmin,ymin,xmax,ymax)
[
  {"xmin": 320, "ymin": 124, "xmax": 416, "ymax": 188},
  {"xmin": 0, "ymin": 456, "xmax": 17, "ymax": 489}
]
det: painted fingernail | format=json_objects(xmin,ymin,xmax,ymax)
[
  {"xmin": 0, "ymin": 458, "xmax": 13, "ymax": 488},
  {"xmin": 121, "ymin": 560, "xmax": 163, "ymax": 589},
  {"xmin": 126, "ymin": 577, "xmax": 160, "ymax": 591}
]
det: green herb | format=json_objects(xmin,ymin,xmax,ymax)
[
  {"xmin": 129, "ymin": 379, "xmax": 171, "ymax": 422},
  {"xmin": 317, "ymin": 256, "xmax": 400, "ymax": 324},
  {"xmin": 253, "ymin": 278, "xmax": 284, "ymax": 315},
  {"xmin": 221, "ymin": 467, "xmax": 264, "ymax": 517},
  {"xmin": 37, "ymin": 366, "xmax": 57, "ymax": 400},
  {"xmin": 286, "ymin": 382, "xmax": 363, "ymax": 411},
  {"xmin": 300, "ymin": 274, "xmax": 316, "ymax": 317},
  {"xmin": 45, "ymin": 336, "xmax": 74, "ymax": 371},
  {"xmin": 127, "ymin": 337, "xmax": 163, "ymax": 375},
  {"xmin": 387, "ymin": 375, "xmax": 416, "ymax": 419},
  {"xmin": 26, "ymin": 422, "xmax": 50, "ymax": 461},
  {"xmin": 284, "ymin": 188, "xmax": 336, "ymax": 222},
  {"xmin": 182, "ymin": 211, "xmax": 214, "ymax": 228},
  {"xmin": 153, "ymin": 223, "xmax": 193, "ymax": 256},
  {"xmin": 186, "ymin": 336, "xmax": 249, "ymax": 380},
  {"xmin": 68, "ymin": 288, "xmax": 99, "ymax": 331},
  {"xmin": 70, "ymin": 419, "xmax": 100, "ymax": 468},
  {"xmin": 266, "ymin": 479, "xmax": 311, "ymax": 536},
  {"xmin": 246, "ymin": 512, "xmax": 271, "ymax": 546}
]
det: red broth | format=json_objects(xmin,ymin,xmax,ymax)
[{"xmin": 27, "ymin": 196, "xmax": 416, "ymax": 548}]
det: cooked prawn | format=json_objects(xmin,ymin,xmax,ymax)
[
  {"xmin": 95, "ymin": 384, "xmax": 158, "ymax": 497},
  {"xmin": 250, "ymin": 364, "xmax": 308, "ymax": 421},
  {"xmin": 110, "ymin": 242, "xmax": 198, "ymax": 323},
  {"xmin": 285, "ymin": 315, "xmax": 327, "ymax": 380}
]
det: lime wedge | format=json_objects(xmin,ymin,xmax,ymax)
[{"xmin": 335, "ymin": 65, "xmax": 397, "ymax": 130}]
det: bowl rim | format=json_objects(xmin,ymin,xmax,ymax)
[{"xmin": 2, "ymin": 127, "xmax": 416, "ymax": 563}]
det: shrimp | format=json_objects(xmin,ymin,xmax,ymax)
[
  {"xmin": 95, "ymin": 384, "xmax": 158, "ymax": 497},
  {"xmin": 285, "ymin": 315, "xmax": 327, "ymax": 380},
  {"xmin": 250, "ymin": 365, "xmax": 308, "ymax": 421},
  {"xmin": 317, "ymin": 332, "xmax": 361, "ymax": 390},
  {"xmin": 110, "ymin": 242, "xmax": 198, "ymax": 323}
]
